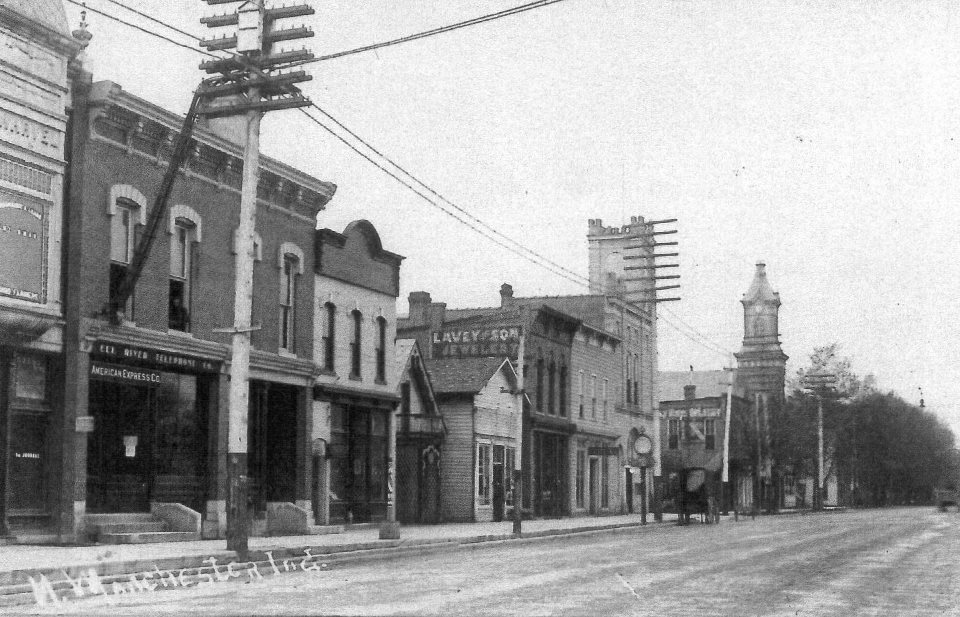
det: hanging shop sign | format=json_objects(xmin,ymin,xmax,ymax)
[
  {"xmin": 91, "ymin": 341, "xmax": 219, "ymax": 373},
  {"xmin": 0, "ymin": 199, "xmax": 45, "ymax": 303},
  {"xmin": 431, "ymin": 326, "xmax": 522, "ymax": 358}
]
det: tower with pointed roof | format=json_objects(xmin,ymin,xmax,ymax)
[{"xmin": 735, "ymin": 262, "xmax": 788, "ymax": 404}]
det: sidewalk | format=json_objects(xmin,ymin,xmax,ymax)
[{"xmin": 0, "ymin": 514, "xmax": 657, "ymax": 607}]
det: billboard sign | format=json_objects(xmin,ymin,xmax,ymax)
[{"xmin": 0, "ymin": 199, "xmax": 45, "ymax": 303}]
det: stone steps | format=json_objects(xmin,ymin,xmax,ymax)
[{"xmin": 97, "ymin": 531, "xmax": 202, "ymax": 544}]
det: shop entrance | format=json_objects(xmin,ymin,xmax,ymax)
[
  {"xmin": 87, "ymin": 381, "xmax": 153, "ymax": 512},
  {"xmin": 492, "ymin": 445, "xmax": 506, "ymax": 522},
  {"xmin": 87, "ymin": 372, "xmax": 210, "ymax": 513}
]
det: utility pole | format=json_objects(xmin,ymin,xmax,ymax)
[
  {"xmin": 199, "ymin": 0, "xmax": 314, "ymax": 554},
  {"xmin": 513, "ymin": 331, "xmax": 525, "ymax": 535},
  {"xmin": 803, "ymin": 372, "xmax": 837, "ymax": 511},
  {"xmin": 754, "ymin": 392, "xmax": 761, "ymax": 518},
  {"xmin": 721, "ymin": 361, "xmax": 735, "ymax": 517}
]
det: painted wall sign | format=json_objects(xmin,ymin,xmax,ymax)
[
  {"xmin": 0, "ymin": 108, "xmax": 61, "ymax": 155},
  {"xmin": 663, "ymin": 407, "xmax": 721, "ymax": 419},
  {"xmin": 0, "ymin": 199, "xmax": 45, "ymax": 302},
  {"xmin": 91, "ymin": 341, "xmax": 219, "ymax": 373},
  {"xmin": 432, "ymin": 326, "xmax": 522, "ymax": 358},
  {"xmin": 89, "ymin": 361, "xmax": 163, "ymax": 385}
]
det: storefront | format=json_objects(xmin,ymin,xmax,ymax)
[
  {"xmin": 531, "ymin": 428, "xmax": 570, "ymax": 517},
  {"xmin": 85, "ymin": 342, "xmax": 219, "ymax": 514},
  {"xmin": 325, "ymin": 397, "xmax": 395, "ymax": 524},
  {"xmin": 0, "ymin": 351, "xmax": 62, "ymax": 533}
]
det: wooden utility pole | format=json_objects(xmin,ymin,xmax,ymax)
[
  {"xmin": 513, "ymin": 331, "xmax": 525, "ymax": 535},
  {"xmin": 803, "ymin": 372, "xmax": 837, "ymax": 511},
  {"xmin": 200, "ymin": 0, "xmax": 315, "ymax": 554},
  {"xmin": 721, "ymin": 362, "xmax": 735, "ymax": 516}
]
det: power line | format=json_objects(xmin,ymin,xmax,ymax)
[
  {"xmin": 298, "ymin": 107, "xmax": 590, "ymax": 288},
  {"xmin": 70, "ymin": 0, "xmax": 736, "ymax": 358},
  {"xmin": 303, "ymin": 0, "xmax": 569, "ymax": 65},
  {"xmin": 64, "ymin": 0, "xmax": 217, "ymax": 57},
  {"xmin": 309, "ymin": 104, "xmax": 591, "ymax": 286}
]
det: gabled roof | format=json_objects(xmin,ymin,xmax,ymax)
[
  {"xmin": 425, "ymin": 356, "xmax": 517, "ymax": 395},
  {"xmin": 395, "ymin": 338, "xmax": 438, "ymax": 413}
]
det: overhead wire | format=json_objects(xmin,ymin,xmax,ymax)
[{"xmin": 66, "ymin": 0, "xmax": 736, "ymax": 358}]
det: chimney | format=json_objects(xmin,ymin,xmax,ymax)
[
  {"xmin": 500, "ymin": 283, "xmax": 514, "ymax": 309},
  {"xmin": 407, "ymin": 291, "xmax": 432, "ymax": 326},
  {"xmin": 684, "ymin": 385, "xmax": 697, "ymax": 400}
]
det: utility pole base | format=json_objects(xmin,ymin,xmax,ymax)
[
  {"xmin": 226, "ymin": 453, "xmax": 249, "ymax": 555},
  {"xmin": 378, "ymin": 521, "xmax": 401, "ymax": 540}
]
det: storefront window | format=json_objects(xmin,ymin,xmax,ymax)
[
  {"xmin": 14, "ymin": 354, "xmax": 47, "ymax": 401},
  {"xmin": 477, "ymin": 443, "xmax": 491, "ymax": 505}
]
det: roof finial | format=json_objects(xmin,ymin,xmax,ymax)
[{"xmin": 72, "ymin": 6, "xmax": 93, "ymax": 50}]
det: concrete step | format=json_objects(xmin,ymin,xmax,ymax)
[
  {"xmin": 307, "ymin": 525, "xmax": 344, "ymax": 535},
  {"xmin": 97, "ymin": 531, "xmax": 202, "ymax": 544},
  {"xmin": 86, "ymin": 513, "xmax": 157, "ymax": 525},
  {"xmin": 95, "ymin": 521, "xmax": 169, "ymax": 534}
]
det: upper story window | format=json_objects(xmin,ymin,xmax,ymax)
[
  {"xmin": 705, "ymin": 419, "xmax": 716, "ymax": 450},
  {"xmin": 322, "ymin": 302, "xmax": 336, "ymax": 372},
  {"xmin": 547, "ymin": 360, "xmax": 556, "ymax": 415},
  {"xmin": 633, "ymin": 353, "xmax": 640, "ymax": 405},
  {"xmin": 590, "ymin": 374, "xmax": 597, "ymax": 419},
  {"xmin": 578, "ymin": 370, "xmax": 584, "ymax": 418},
  {"xmin": 108, "ymin": 186, "xmax": 147, "ymax": 319},
  {"xmin": 535, "ymin": 358, "xmax": 544, "ymax": 412},
  {"xmin": 400, "ymin": 381, "xmax": 411, "ymax": 415},
  {"xmin": 350, "ymin": 309, "xmax": 362, "ymax": 379},
  {"xmin": 169, "ymin": 217, "xmax": 198, "ymax": 332},
  {"xmin": 669, "ymin": 418, "xmax": 680, "ymax": 449},
  {"xmin": 276, "ymin": 242, "xmax": 304, "ymax": 354},
  {"xmin": 111, "ymin": 203, "xmax": 136, "ymax": 264},
  {"xmin": 280, "ymin": 254, "xmax": 298, "ymax": 352},
  {"xmin": 626, "ymin": 354, "xmax": 633, "ymax": 404},
  {"xmin": 375, "ymin": 316, "xmax": 387, "ymax": 384},
  {"xmin": 602, "ymin": 378, "xmax": 609, "ymax": 422},
  {"xmin": 558, "ymin": 365, "xmax": 567, "ymax": 418}
]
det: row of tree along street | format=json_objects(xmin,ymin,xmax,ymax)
[{"xmin": 770, "ymin": 344, "xmax": 958, "ymax": 508}]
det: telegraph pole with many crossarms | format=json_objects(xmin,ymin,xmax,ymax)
[{"xmin": 198, "ymin": 0, "xmax": 314, "ymax": 554}]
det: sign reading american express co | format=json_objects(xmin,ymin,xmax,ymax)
[
  {"xmin": 431, "ymin": 326, "xmax": 521, "ymax": 359},
  {"xmin": 90, "ymin": 361, "xmax": 163, "ymax": 385}
]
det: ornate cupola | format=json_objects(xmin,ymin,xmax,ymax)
[{"xmin": 735, "ymin": 262, "xmax": 788, "ymax": 403}]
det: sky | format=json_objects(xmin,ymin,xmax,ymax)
[{"xmin": 63, "ymin": 0, "xmax": 960, "ymax": 436}]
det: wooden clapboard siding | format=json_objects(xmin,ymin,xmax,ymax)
[{"xmin": 438, "ymin": 397, "xmax": 475, "ymax": 522}]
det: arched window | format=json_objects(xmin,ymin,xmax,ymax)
[
  {"xmin": 168, "ymin": 210, "xmax": 200, "ymax": 332},
  {"xmin": 375, "ymin": 316, "xmax": 387, "ymax": 383},
  {"xmin": 558, "ymin": 365, "xmax": 567, "ymax": 418},
  {"xmin": 350, "ymin": 310, "xmax": 362, "ymax": 379},
  {"xmin": 279, "ymin": 253, "xmax": 299, "ymax": 352},
  {"xmin": 108, "ymin": 185, "xmax": 147, "ymax": 319},
  {"xmin": 322, "ymin": 302, "xmax": 336, "ymax": 372},
  {"xmin": 547, "ymin": 360, "xmax": 556, "ymax": 415}
]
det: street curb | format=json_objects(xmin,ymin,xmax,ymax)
[{"xmin": 0, "ymin": 520, "xmax": 656, "ymax": 608}]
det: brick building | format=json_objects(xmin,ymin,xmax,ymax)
[
  {"xmin": 395, "ymin": 215, "xmax": 662, "ymax": 519},
  {"xmin": 312, "ymin": 220, "xmax": 403, "ymax": 525},
  {"xmin": 0, "ymin": 0, "xmax": 80, "ymax": 540},
  {"xmin": 658, "ymin": 370, "xmax": 754, "ymax": 515},
  {"xmin": 51, "ymin": 70, "xmax": 335, "ymax": 543}
]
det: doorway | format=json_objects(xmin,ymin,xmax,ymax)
[
  {"xmin": 492, "ymin": 445, "xmax": 505, "ymax": 521},
  {"xmin": 87, "ymin": 381, "xmax": 153, "ymax": 512},
  {"xmin": 589, "ymin": 458, "xmax": 599, "ymax": 514}
]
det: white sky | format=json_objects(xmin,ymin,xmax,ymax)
[{"xmin": 64, "ymin": 0, "xmax": 960, "ymax": 436}]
